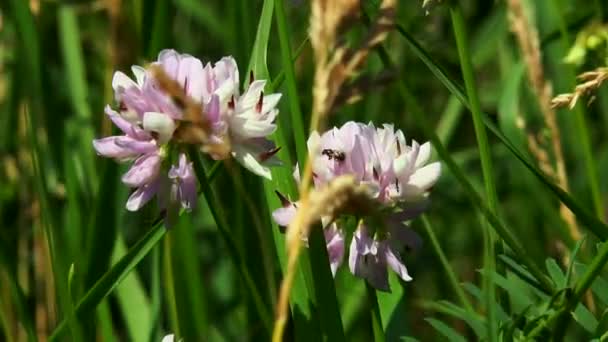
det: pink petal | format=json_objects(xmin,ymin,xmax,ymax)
[
  {"xmin": 125, "ymin": 182, "xmax": 159, "ymax": 211},
  {"xmin": 121, "ymin": 154, "xmax": 162, "ymax": 187}
]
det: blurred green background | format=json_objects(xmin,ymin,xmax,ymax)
[{"xmin": 2, "ymin": 0, "xmax": 608, "ymax": 341}]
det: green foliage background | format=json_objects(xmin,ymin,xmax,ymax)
[{"xmin": 1, "ymin": 0, "xmax": 608, "ymax": 340}]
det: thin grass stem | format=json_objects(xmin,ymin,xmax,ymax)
[{"xmin": 421, "ymin": 216, "xmax": 474, "ymax": 313}]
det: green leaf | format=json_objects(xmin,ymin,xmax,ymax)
[
  {"xmin": 49, "ymin": 223, "xmax": 167, "ymax": 341},
  {"xmin": 376, "ymin": 272, "xmax": 407, "ymax": 339},
  {"xmin": 112, "ymin": 236, "xmax": 153, "ymax": 342},
  {"xmin": 566, "ymin": 237, "xmax": 586, "ymax": 286},
  {"xmin": 462, "ymin": 283, "xmax": 508, "ymax": 322},
  {"xmin": 423, "ymin": 300, "xmax": 486, "ymax": 338},
  {"xmin": 545, "ymin": 259, "xmax": 566, "ymax": 289},
  {"xmin": 572, "ymin": 303, "xmax": 598, "ymax": 333},
  {"xmin": 425, "ymin": 318, "xmax": 467, "ymax": 342}
]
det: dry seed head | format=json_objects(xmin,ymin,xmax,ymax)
[
  {"xmin": 310, "ymin": 0, "xmax": 396, "ymax": 118},
  {"xmin": 149, "ymin": 65, "xmax": 232, "ymax": 158},
  {"xmin": 286, "ymin": 175, "xmax": 376, "ymax": 244},
  {"xmin": 551, "ymin": 67, "xmax": 608, "ymax": 109}
]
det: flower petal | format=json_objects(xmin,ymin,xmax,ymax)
[
  {"xmin": 415, "ymin": 142, "xmax": 432, "ymax": 168},
  {"xmin": 125, "ymin": 181, "xmax": 159, "ymax": 211},
  {"xmin": 143, "ymin": 112, "xmax": 176, "ymax": 144},
  {"xmin": 408, "ymin": 162, "xmax": 441, "ymax": 191},
  {"xmin": 121, "ymin": 154, "xmax": 162, "ymax": 187},
  {"xmin": 385, "ymin": 247, "xmax": 412, "ymax": 282},
  {"xmin": 112, "ymin": 71, "xmax": 137, "ymax": 94},
  {"xmin": 93, "ymin": 137, "xmax": 140, "ymax": 159},
  {"xmin": 131, "ymin": 65, "xmax": 146, "ymax": 87},
  {"xmin": 325, "ymin": 225, "xmax": 345, "ymax": 276},
  {"xmin": 231, "ymin": 144, "xmax": 272, "ymax": 179},
  {"xmin": 272, "ymin": 205, "xmax": 297, "ymax": 227}
]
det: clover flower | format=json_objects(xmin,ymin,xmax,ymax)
[
  {"xmin": 93, "ymin": 49, "xmax": 282, "ymax": 219},
  {"xmin": 273, "ymin": 121, "xmax": 441, "ymax": 291}
]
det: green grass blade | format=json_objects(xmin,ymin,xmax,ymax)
[
  {"xmin": 372, "ymin": 43, "xmax": 555, "ymax": 295},
  {"xmin": 247, "ymin": 1, "xmax": 324, "ymax": 340},
  {"xmin": 188, "ymin": 148, "xmax": 273, "ymax": 334},
  {"xmin": 367, "ymin": 283, "xmax": 386, "ymax": 342},
  {"xmin": 274, "ymin": 0, "xmax": 307, "ymax": 165},
  {"xmin": 172, "ymin": 0, "xmax": 224, "ymax": 40},
  {"xmin": 394, "ymin": 24, "xmax": 608, "ymax": 241},
  {"xmin": 421, "ymin": 216, "xmax": 473, "ymax": 312},
  {"xmin": 57, "ymin": 5, "xmax": 97, "ymax": 191},
  {"xmin": 245, "ymin": 0, "xmax": 274, "ymax": 83},
  {"xmin": 112, "ymin": 236, "xmax": 153, "ymax": 342},
  {"xmin": 449, "ymin": 6, "xmax": 499, "ymax": 340},
  {"xmin": 169, "ymin": 214, "xmax": 209, "ymax": 340},
  {"xmin": 49, "ymin": 223, "xmax": 167, "ymax": 341},
  {"xmin": 0, "ymin": 245, "xmax": 37, "ymax": 342}
]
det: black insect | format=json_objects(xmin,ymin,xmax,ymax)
[{"xmin": 321, "ymin": 149, "xmax": 346, "ymax": 161}]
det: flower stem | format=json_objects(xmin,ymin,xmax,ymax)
[
  {"xmin": 187, "ymin": 147, "xmax": 273, "ymax": 333},
  {"xmin": 366, "ymin": 282, "xmax": 386, "ymax": 342},
  {"xmin": 163, "ymin": 233, "xmax": 180, "ymax": 339}
]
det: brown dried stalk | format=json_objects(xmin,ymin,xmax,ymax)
[
  {"xmin": 507, "ymin": 0, "xmax": 580, "ymax": 241},
  {"xmin": 273, "ymin": 176, "xmax": 376, "ymax": 341},
  {"xmin": 552, "ymin": 67, "xmax": 608, "ymax": 109},
  {"xmin": 310, "ymin": 0, "xmax": 396, "ymax": 123},
  {"xmin": 272, "ymin": 1, "xmax": 396, "ymax": 341}
]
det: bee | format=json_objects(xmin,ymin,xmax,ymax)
[{"xmin": 321, "ymin": 149, "xmax": 346, "ymax": 161}]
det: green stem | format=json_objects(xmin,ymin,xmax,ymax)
[
  {"xmin": 366, "ymin": 283, "xmax": 386, "ymax": 342},
  {"xmin": 450, "ymin": 5, "xmax": 499, "ymax": 339},
  {"xmin": 422, "ymin": 216, "xmax": 474, "ymax": 313},
  {"xmin": 187, "ymin": 147, "xmax": 273, "ymax": 334},
  {"xmin": 163, "ymin": 234, "xmax": 180, "ymax": 339}
]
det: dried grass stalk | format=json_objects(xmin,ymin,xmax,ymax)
[
  {"xmin": 507, "ymin": 0, "xmax": 580, "ymax": 241},
  {"xmin": 272, "ymin": 1, "xmax": 397, "ymax": 341}
]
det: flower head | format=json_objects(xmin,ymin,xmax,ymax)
[
  {"xmin": 93, "ymin": 49, "xmax": 284, "ymax": 220},
  {"xmin": 273, "ymin": 121, "xmax": 440, "ymax": 291}
]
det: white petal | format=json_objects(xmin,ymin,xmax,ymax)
[
  {"xmin": 409, "ymin": 162, "xmax": 441, "ymax": 190},
  {"xmin": 307, "ymin": 131, "xmax": 321, "ymax": 156},
  {"xmin": 261, "ymin": 93, "xmax": 282, "ymax": 113},
  {"xmin": 112, "ymin": 71, "xmax": 137, "ymax": 92},
  {"xmin": 415, "ymin": 142, "xmax": 432, "ymax": 168},
  {"xmin": 161, "ymin": 334, "xmax": 175, "ymax": 342},
  {"xmin": 393, "ymin": 153, "xmax": 409, "ymax": 176},
  {"xmin": 143, "ymin": 112, "xmax": 176, "ymax": 144},
  {"xmin": 131, "ymin": 65, "xmax": 146, "ymax": 87},
  {"xmin": 231, "ymin": 145, "xmax": 272, "ymax": 179}
]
